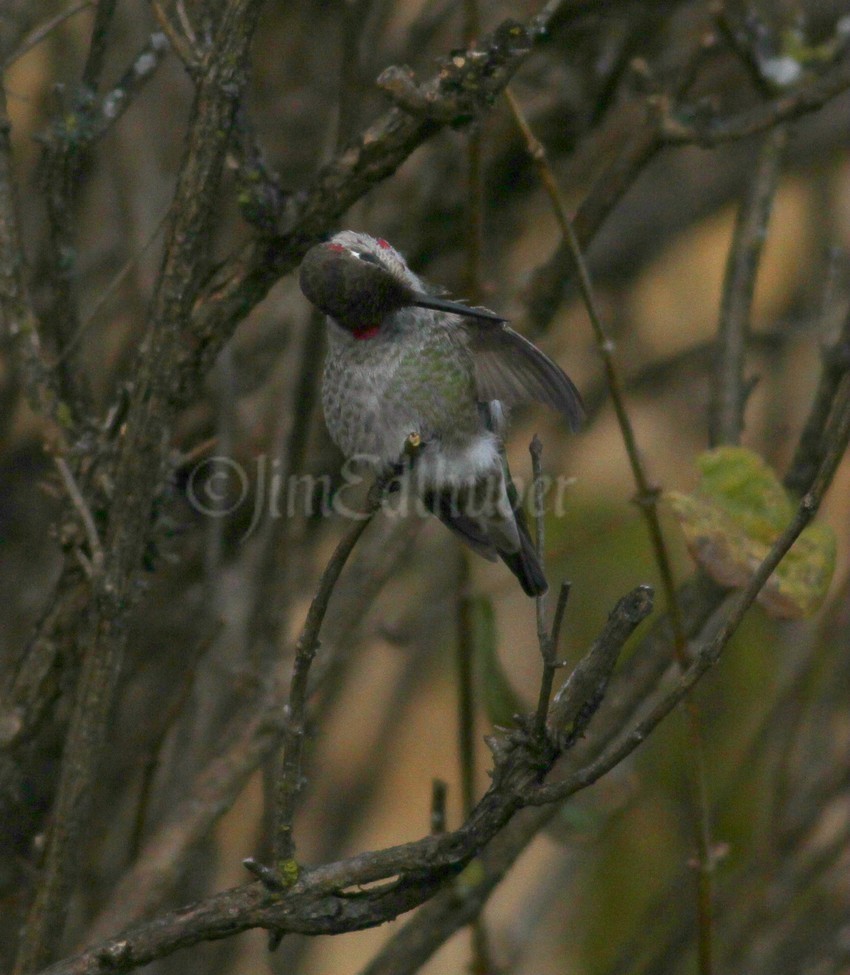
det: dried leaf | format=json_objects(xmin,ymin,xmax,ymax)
[{"xmin": 667, "ymin": 446, "xmax": 835, "ymax": 619}]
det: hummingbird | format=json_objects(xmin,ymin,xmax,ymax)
[{"xmin": 299, "ymin": 231, "xmax": 583, "ymax": 597}]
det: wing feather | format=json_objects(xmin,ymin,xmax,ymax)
[{"xmin": 468, "ymin": 323, "xmax": 584, "ymax": 431}]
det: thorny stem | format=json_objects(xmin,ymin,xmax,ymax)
[{"xmin": 505, "ymin": 85, "xmax": 718, "ymax": 974}]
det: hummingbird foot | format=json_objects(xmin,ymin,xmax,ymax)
[{"xmin": 371, "ymin": 433, "xmax": 427, "ymax": 499}]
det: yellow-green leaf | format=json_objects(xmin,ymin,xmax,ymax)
[{"xmin": 667, "ymin": 446, "xmax": 835, "ymax": 619}]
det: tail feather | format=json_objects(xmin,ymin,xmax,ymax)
[
  {"xmin": 424, "ymin": 488, "xmax": 549, "ymax": 597},
  {"xmin": 496, "ymin": 515, "xmax": 548, "ymax": 597},
  {"xmin": 499, "ymin": 448, "xmax": 549, "ymax": 596},
  {"xmin": 423, "ymin": 491, "xmax": 498, "ymax": 562}
]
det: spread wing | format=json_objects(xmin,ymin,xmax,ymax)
[{"xmin": 467, "ymin": 323, "xmax": 584, "ymax": 431}]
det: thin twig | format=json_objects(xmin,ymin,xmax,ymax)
[
  {"xmin": 536, "ymin": 581, "xmax": 571, "ymax": 733},
  {"xmin": 54, "ymin": 456, "xmax": 104, "ymax": 576},
  {"xmin": 531, "ymin": 381, "xmax": 850, "ymax": 808},
  {"xmin": 129, "ymin": 623, "xmax": 222, "ymax": 858},
  {"xmin": 710, "ymin": 125, "xmax": 787, "ymax": 445},
  {"xmin": 657, "ymin": 52, "xmax": 850, "ymax": 146},
  {"xmin": 81, "ymin": 0, "xmax": 118, "ymax": 91},
  {"xmin": 272, "ymin": 499, "xmax": 381, "ymax": 865},
  {"xmin": 38, "ymin": 28, "xmax": 168, "ymax": 419},
  {"xmin": 13, "ymin": 4, "xmax": 265, "ymax": 969},
  {"xmin": 530, "ymin": 434, "xmax": 549, "ymax": 656},
  {"xmin": 523, "ymin": 29, "xmax": 717, "ymax": 333},
  {"xmin": 712, "ymin": 2, "xmax": 778, "ymax": 99},
  {"xmin": 462, "ymin": 0, "xmax": 483, "ymax": 295},
  {"xmin": 41, "ymin": 586, "xmax": 651, "ymax": 975},
  {"xmin": 0, "ymin": 88, "xmax": 64, "ymax": 429},
  {"xmin": 86, "ymin": 32, "xmax": 171, "ymax": 143},
  {"xmin": 150, "ymin": 0, "xmax": 201, "ymax": 68},
  {"xmin": 785, "ymin": 302, "xmax": 850, "ymax": 497},
  {"xmin": 504, "ymin": 86, "xmax": 688, "ymax": 678},
  {"xmin": 505, "ymin": 84, "xmax": 719, "ymax": 972},
  {"xmin": 58, "ymin": 206, "xmax": 170, "ymax": 363},
  {"xmin": 504, "ymin": 86, "xmax": 684, "ymax": 636},
  {"xmin": 336, "ymin": 0, "xmax": 372, "ymax": 151},
  {"xmin": 694, "ymin": 98, "xmax": 788, "ymax": 975},
  {"xmin": 458, "ymin": 20, "xmax": 493, "ymax": 962},
  {"xmin": 1, "ymin": 1, "xmax": 96, "ymax": 69},
  {"xmin": 530, "ymin": 435, "xmax": 568, "ymax": 740},
  {"xmin": 456, "ymin": 571, "xmax": 478, "ymax": 820}
]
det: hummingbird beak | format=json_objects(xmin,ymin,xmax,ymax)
[{"xmin": 410, "ymin": 293, "xmax": 507, "ymax": 324}]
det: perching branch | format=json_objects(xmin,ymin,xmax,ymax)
[
  {"xmin": 40, "ymin": 583, "xmax": 651, "ymax": 975},
  {"xmin": 271, "ymin": 497, "xmax": 381, "ymax": 866}
]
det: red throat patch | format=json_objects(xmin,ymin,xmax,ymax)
[{"xmin": 353, "ymin": 324, "xmax": 380, "ymax": 340}]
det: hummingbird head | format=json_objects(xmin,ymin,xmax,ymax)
[{"xmin": 299, "ymin": 231, "xmax": 506, "ymax": 336}]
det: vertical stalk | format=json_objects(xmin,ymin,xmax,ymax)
[
  {"xmin": 505, "ymin": 85, "xmax": 718, "ymax": 974},
  {"xmin": 710, "ymin": 126, "xmax": 787, "ymax": 446}
]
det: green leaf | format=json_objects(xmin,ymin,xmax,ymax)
[
  {"xmin": 667, "ymin": 446, "xmax": 835, "ymax": 619},
  {"xmin": 470, "ymin": 595, "xmax": 527, "ymax": 726}
]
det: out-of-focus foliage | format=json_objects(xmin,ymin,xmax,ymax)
[{"xmin": 668, "ymin": 446, "xmax": 836, "ymax": 617}]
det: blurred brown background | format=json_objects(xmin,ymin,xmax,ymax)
[{"xmin": 2, "ymin": 1, "xmax": 850, "ymax": 973}]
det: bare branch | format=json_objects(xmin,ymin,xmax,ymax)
[
  {"xmin": 39, "ymin": 584, "xmax": 651, "ymax": 975},
  {"xmin": 532, "ymin": 380, "xmax": 850, "ymax": 807},
  {"xmin": 272, "ymin": 500, "xmax": 380, "ymax": 865},
  {"xmin": 659, "ymin": 51, "xmax": 850, "ymax": 146},
  {"xmin": 710, "ymin": 125, "xmax": 788, "ymax": 446},
  {"xmin": 12, "ymin": 2, "xmax": 264, "ymax": 968}
]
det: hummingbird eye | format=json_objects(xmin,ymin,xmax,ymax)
[{"xmin": 352, "ymin": 251, "xmax": 381, "ymax": 266}]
